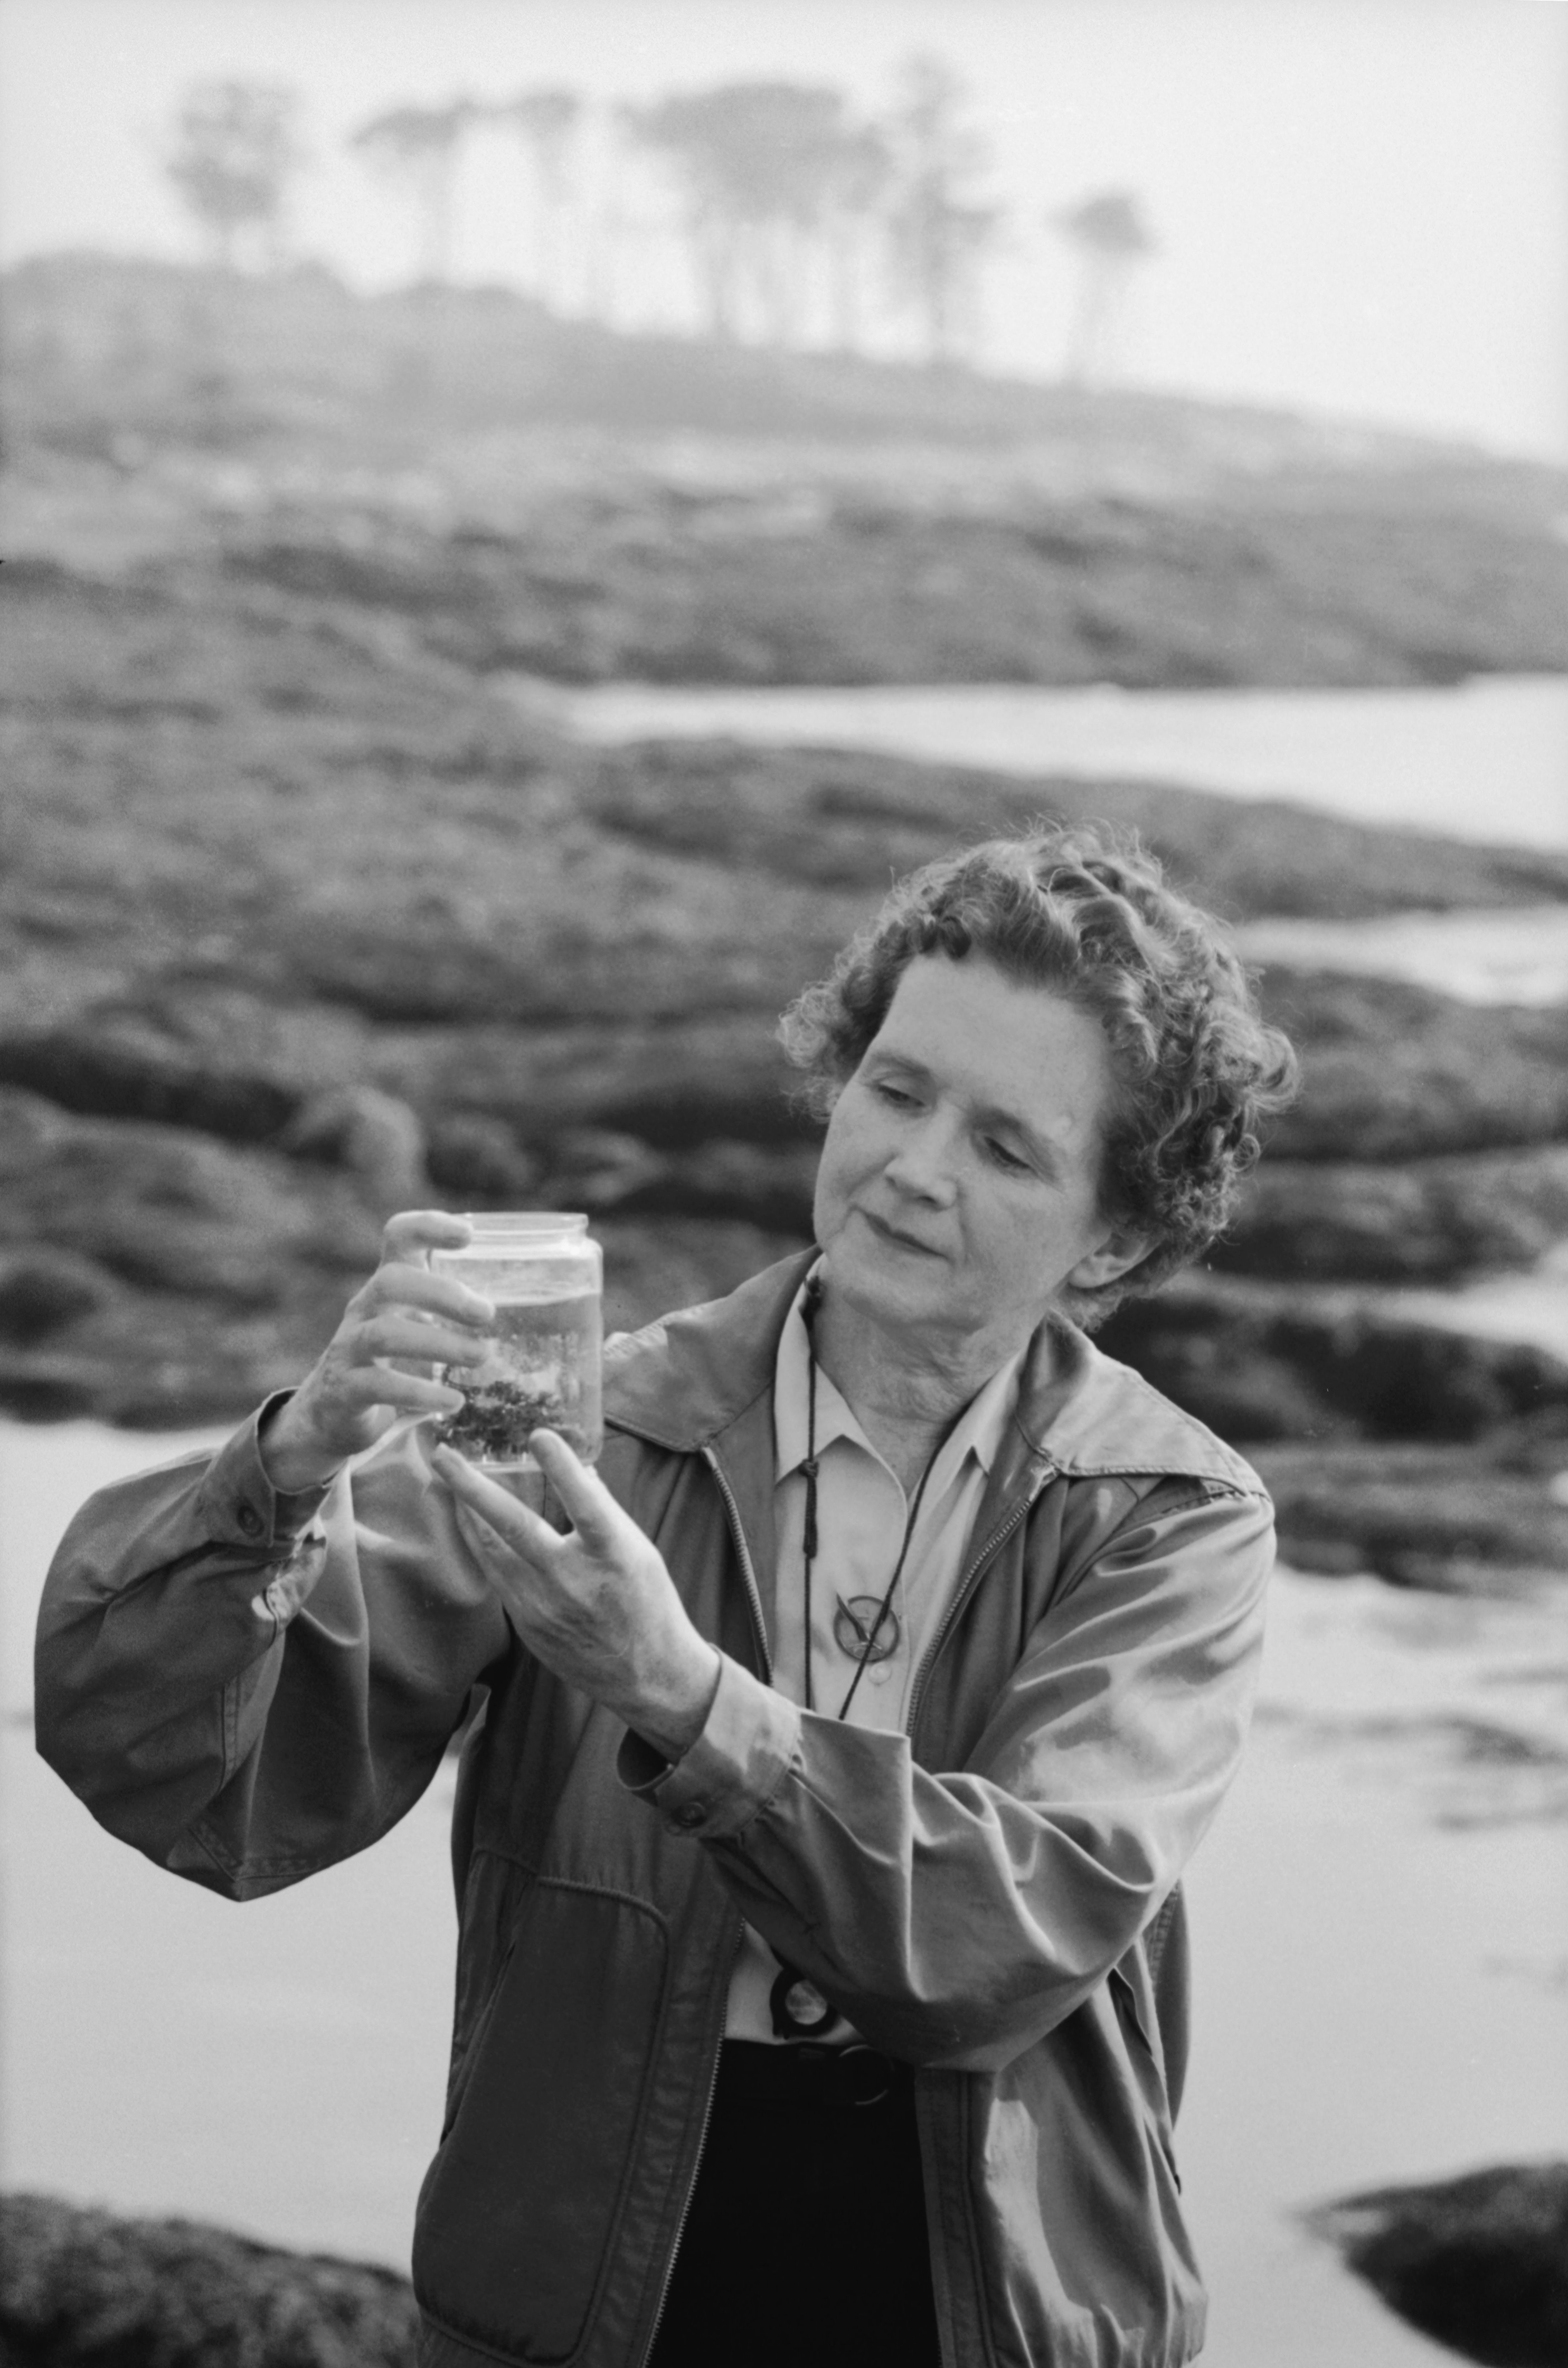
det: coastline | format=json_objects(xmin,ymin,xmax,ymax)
[{"xmin": 5, "ymin": 276, "xmax": 1567, "ymax": 2360}]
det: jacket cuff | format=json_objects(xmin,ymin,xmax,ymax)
[
  {"xmin": 617, "ymin": 1654, "xmax": 799, "ymax": 1841},
  {"xmin": 193, "ymin": 1392, "xmax": 332, "ymax": 1554},
  {"xmin": 190, "ymin": 1394, "xmax": 334, "ymax": 1634}
]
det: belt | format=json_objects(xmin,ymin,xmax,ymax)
[{"xmin": 717, "ymin": 2039, "xmax": 909, "ymax": 2110}]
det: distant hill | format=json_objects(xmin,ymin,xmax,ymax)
[
  {"xmin": 7, "ymin": 250, "xmax": 1564, "ymax": 517},
  {"xmin": 8, "ymin": 251, "xmax": 1568, "ymax": 692}
]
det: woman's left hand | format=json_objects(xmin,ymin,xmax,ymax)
[{"xmin": 432, "ymin": 1431, "xmax": 722, "ymax": 1760}]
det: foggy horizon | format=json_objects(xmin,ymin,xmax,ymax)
[{"xmin": 4, "ymin": 0, "xmax": 1566, "ymax": 465}]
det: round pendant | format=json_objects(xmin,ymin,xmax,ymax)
[{"xmin": 833, "ymin": 1593, "xmax": 901, "ymax": 1665}]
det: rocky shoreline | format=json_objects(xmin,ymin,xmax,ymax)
[
  {"xmin": 6, "ymin": 289, "xmax": 1568, "ymax": 1599},
  {"xmin": 4, "ymin": 265, "xmax": 1565, "ymax": 2368},
  {"xmin": 5, "ymin": 574, "xmax": 1568, "ymax": 1590}
]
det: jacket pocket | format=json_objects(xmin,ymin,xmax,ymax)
[{"xmin": 414, "ymin": 1876, "xmax": 669, "ymax": 2364}]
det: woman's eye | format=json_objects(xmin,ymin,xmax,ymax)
[
  {"xmin": 985, "ymin": 1138, "xmax": 1032, "ymax": 1174},
  {"xmin": 873, "ymin": 1080, "xmax": 918, "ymax": 1108}
]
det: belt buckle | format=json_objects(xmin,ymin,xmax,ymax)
[{"xmin": 839, "ymin": 2044, "xmax": 895, "ymax": 2107}]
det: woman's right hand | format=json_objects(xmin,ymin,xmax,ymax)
[{"xmin": 258, "ymin": 1210, "xmax": 497, "ymax": 1492}]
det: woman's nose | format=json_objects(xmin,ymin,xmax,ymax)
[{"xmin": 884, "ymin": 1118, "xmax": 959, "ymax": 1204}]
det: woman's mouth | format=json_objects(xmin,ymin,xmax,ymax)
[{"xmin": 859, "ymin": 1209, "xmax": 942, "ymax": 1256}]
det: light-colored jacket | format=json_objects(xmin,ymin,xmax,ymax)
[{"xmin": 35, "ymin": 1252, "xmax": 1274, "ymax": 2368}]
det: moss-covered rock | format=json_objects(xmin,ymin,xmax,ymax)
[
  {"xmin": 1217, "ymin": 1146, "xmax": 1568, "ymax": 1281},
  {"xmin": 0, "ymin": 1248, "xmax": 120, "ymax": 1346},
  {"xmin": 0, "ymin": 1097, "xmax": 388, "ymax": 1427},
  {"xmin": 1306, "ymin": 2161, "xmax": 1568, "ymax": 2367},
  {"xmin": 1096, "ymin": 1273, "xmax": 1568, "ymax": 1444},
  {"xmin": 581, "ymin": 736, "xmax": 1568, "ymax": 919},
  {"xmin": 0, "ymin": 1112, "xmax": 382, "ymax": 1308},
  {"xmin": 1258, "ymin": 970, "xmax": 1568, "ymax": 1161},
  {"xmin": 1252, "ymin": 1439, "xmax": 1568, "ymax": 1592},
  {"xmin": 0, "ymin": 2190, "xmax": 417, "ymax": 2368}
]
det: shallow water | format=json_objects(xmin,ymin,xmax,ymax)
[
  {"xmin": 537, "ymin": 672, "xmax": 1568, "ymax": 852},
  {"xmin": 1183, "ymin": 1577, "xmax": 1568, "ymax": 2368},
  {"xmin": 5, "ymin": 1419, "xmax": 1565, "ymax": 2366},
  {"xmin": 1233, "ymin": 903, "xmax": 1568, "ymax": 1006},
  {"xmin": 1374, "ymin": 1239, "xmax": 1568, "ymax": 1361},
  {"xmin": 534, "ymin": 672, "xmax": 1568, "ymax": 1005}
]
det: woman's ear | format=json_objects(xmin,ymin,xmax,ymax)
[{"xmin": 1066, "ymin": 1228, "xmax": 1151, "ymax": 1293}]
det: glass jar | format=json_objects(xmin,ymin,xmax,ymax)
[{"xmin": 429, "ymin": 1213, "xmax": 603, "ymax": 1471}]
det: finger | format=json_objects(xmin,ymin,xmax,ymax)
[
  {"xmin": 337, "ymin": 1367, "xmax": 465, "ymax": 1417},
  {"xmin": 354, "ymin": 1312, "xmax": 493, "ymax": 1369},
  {"xmin": 431, "ymin": 1445, "xmax": 562, "ymax": 1562},
  {"xmin": 453, "ymin": 1501, "xmax": 515, "ymax": 1573},
  {"xmin": 380, "ymin": 1210, "xmax": 474, "ymax": 1269},
  {"xmin": 363, "ymin": 1263, "xmax": 495, "ymax": 1329},
  {"xmin": 525, "ymin": 1430, "xmax": 621, "ymax": 1551}
]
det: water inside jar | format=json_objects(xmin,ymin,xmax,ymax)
[{"xmin": 430, "ymin": 1228, "xmax": 602, "ymax": 1470}]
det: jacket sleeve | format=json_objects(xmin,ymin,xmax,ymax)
[
  {"xmin": 622, "ymin": 1477, "xmax": 1273, "ymax": 2072},
  {"xmin": 33, "ymin": 1404, "xmax": 512, "ymax": 1900}
]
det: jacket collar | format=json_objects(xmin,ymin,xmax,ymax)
[
  {"xmin": 604, "ymin": 1253, "xmax": 809, "ymax": 1452},
  {"xmin": 605, "ymin": 1251, "xmax": 1264, "ymax": 1499}
]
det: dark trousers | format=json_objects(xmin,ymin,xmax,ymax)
[{"xmin": 647, "ymin": 2041, "xmax": 943, "ymax": 2368}]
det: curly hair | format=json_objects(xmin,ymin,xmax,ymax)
[{"xmin": 779, "ymin": 821, "xmax": 1299, "ymax": 1328}]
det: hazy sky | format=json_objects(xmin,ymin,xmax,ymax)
[{"xmin": 4, "ymin": 0, "xmax": 1566, "ymax": 460}]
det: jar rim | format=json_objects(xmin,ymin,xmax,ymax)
[{"xmin": 456, "ymin": 1211, "xmax": 589, "ymax": 1235}]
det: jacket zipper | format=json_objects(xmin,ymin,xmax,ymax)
[
  {"xmin": 637, "ymin": 1924, "xmax": 742, "ymax": 2368},
  {"xmin": 636, "ymin": 1445, "xmax": 771, "ymax": 2366},
  {"xmin": 637, "ymin": 1444, "xmax": 1047, "ymax": 2363},
  {"xmin": 899, "ymin": 1466, "xmax": 1052, "ymax": 2368},
  {"xmin": 907, "ymin": 1464, "xmax": 1053, "ymax": 1750},
  {"xmin": 698, "ymin": 1444, "xmax": 773, "ymax": 1680}
]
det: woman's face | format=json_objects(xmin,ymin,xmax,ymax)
[{"xmin": 812, "ymin": 952, "xmax": 1144, "ymax": 1367}]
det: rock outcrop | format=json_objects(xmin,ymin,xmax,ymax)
[
  {"xmin": 281, "ymin": 1088, "xmax": 430, "ymax": 1218},
  {"xmin": 1307, "ymin": 2161, "xmax": 1568, "ymax": 2368},
  {"xmin": 1251, "ymin": 1438, "xmax": 1568, "ymax": 1594},
  {"xmin": 1097, "ymin": 1272, "xmax": 1568, "ymax": 1445},
  {"xmin": 0, "ymin": 2191, "xmax": 418, "ymax": 2368},
  {"xmin": 1216, "ymin": 1145, "xmax": 1568, "ymax": 1282}
]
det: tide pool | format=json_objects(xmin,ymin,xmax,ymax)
[{"xmin": 536, "ymin": 672, "xmax": 1568, "ymax": 852}]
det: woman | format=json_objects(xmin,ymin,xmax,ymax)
[{"xmin": 37, "ymin": 823, "xmax": 1297, "ymax": 2368}]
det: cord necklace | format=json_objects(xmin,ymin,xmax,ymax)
[
  {"xmin": 799, "ymin": 1271, "xmax": 937, "ymax": 1723},
  {"xmin": 770, "ymin": 1276, "xmax": 937, "ymax": 2046}
]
